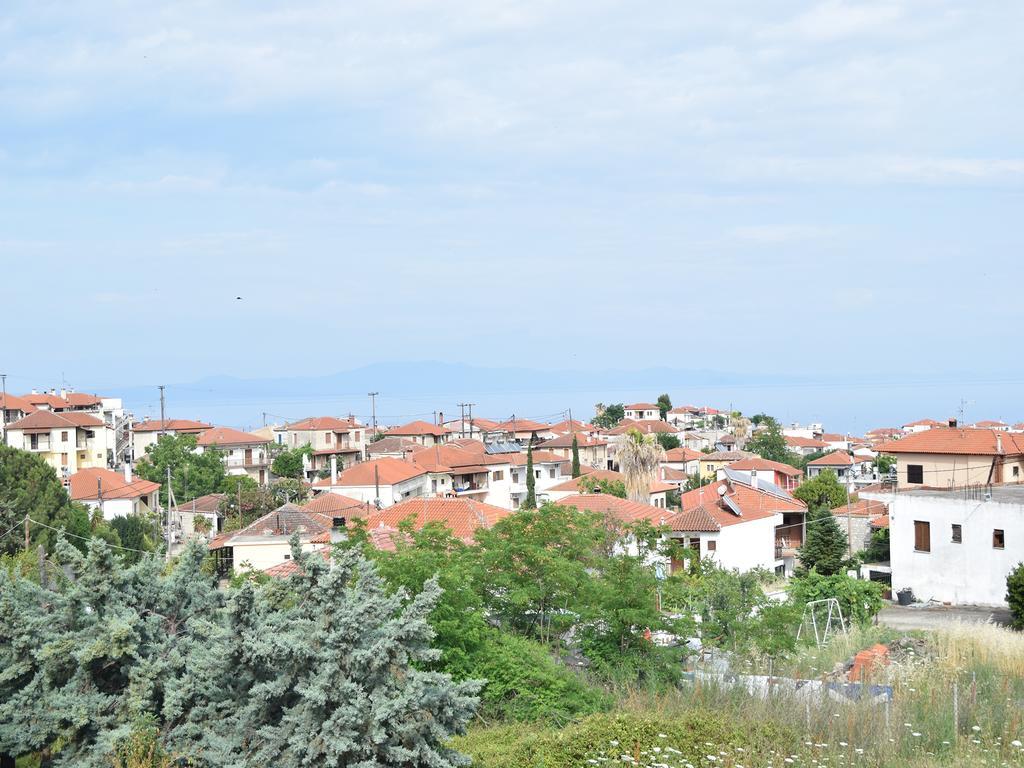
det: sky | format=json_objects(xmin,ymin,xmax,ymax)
[{"xmin": 1, "ymin": 1, "xmax": 1023, "ymax": 429}]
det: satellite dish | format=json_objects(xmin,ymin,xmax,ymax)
[{"xmin": 717, "ymin": 485, "xmax": 727, "ymax": 496}]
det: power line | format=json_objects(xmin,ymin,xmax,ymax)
[{"xmin": 26, "ymin": 517, "xmax": 166, "ymax": 557}]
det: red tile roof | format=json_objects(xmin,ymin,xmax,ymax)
[
  {"xmin": 728, "ymin": 457, "xmax": 803, "ymax": 477},
  {"xmin": 538, "ymin": 433, "xmax": 608, "ymax": 449},
  {"xmin": 876, "ymin": 427, "xmax": 1024, "ymax": 456},
  {"xmin": 490, "ymin": 418, "xmax": 551, "ymax": 434},
  {"xmin": 132, "ymin": 418, "xmax": 211, "ymax": 433},
  {"xmin": 22, "ymin": 392, "xmax": 69, "ymax": 409},
  {"xmin": 366, "ymin": 497, "xmax": 510, "ymax": 541},
  {"xmin": 548, "ymin": 468, "xmax": 672, "ymax": 494},
  {"xmin": 304, "ymin": 492, "xmax": 373, "ymax": 516},
  {"xmin": 625, "ymin": 403, "xmax": 660, "ymax": 411},
  {"xmin": 505, "ymin": 450, "xmax": 565, "ymax": 466},
  {"xmin": 831, "ymin": 499, "xmax": 888, "ymax": 518},
  {"xmin": 1, "ymin": 393, "xmax": 39, "ymax": 412},
  {"xmin": 664, "ymin": 447, "xmax": 703, "ymax": 462},
  {"xmin": 314, "ymin": 457, "xmax": 427, "ymax": 487},
  {"xmin": 675, "ymin": 478, "xmax": 804, "ymax": 529},
  {"xmin": 871, "ymin": 514, "xmax": 890, "ymax": 528},
  {"xmin": 67, "ymin": 467, "xmax": 161, "ymax": 501},
  {"xmin": 548, "ymin": 419, "xmax": 595, "ymax": 435},
  {"xmin": 903, "ymin": 419, "xmax": 944, "ymax": 428},
  {"xmin": 807, "ymin": 451, "xmax": 854, "ymax": 467},
  {"xmin": 387, "ymin": 420, "xmax": 450, "ymax": 437},
  {"xmin": 196, "ymin": 426, "xmax": 268, "ymax": 447},
  {"xmin": 665, "ymin": 506, "xmax": 721, "ymax": 532},
  {"xmin": 608, "ymin": 419, "xmax": 678, "ymax": 435},
  {"xmin": 557, "ymin": 494, "xmax": 674, "ymax": 526},
  {"xmin": 784, "ymin": 435, "xmax": 830, "ymax": 449},
  {"xmin": 7, "ymin": 409, "xmax": 105, "ymax": 431},
  {"xmin": 974, "ymin": 420, "xmax": 1008, "ymax": 428},
  {"xmin": 410, "ymin": 444, "xmax": 490, "ymax": 472},
  {"xmin": 263, "ymin": 548, "xmax": 332, "ymax": 577},
  {"xmin": 287, "ymin": 416, "xmax": 359, "ymax": 432}
]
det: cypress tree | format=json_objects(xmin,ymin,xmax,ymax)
[
  {"xmin": 524, "ymin": 445, "xmax": 537, "ymax": 509},
  {"xmin": 571, "ymin": 435, "xmax": 581, "ymax": 478}
]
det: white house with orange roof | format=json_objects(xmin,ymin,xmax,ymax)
[
  {"xmin": 661, "ymin": 446, "xmax": 702, "ymax": 476},
  {"xmin": 974, "ymin": 420, "xmax": 1010, "ymax": 432},
  {"xmin": 366, "ymin": 496, "xmax": 511, "ymax": 543},
  {"xmin": 1, "ymin": 393, "xmax": 35, "ymax": 433},
  {"xmin": 725, "ymin": 457, "xmax": 803, "ymax": 491},
  {"xmin": 624, "ymin": 403, "xmax": 661, "ymax": 421},
  {"xmin": 386, "ymin": 419, "xmax": 451, "ymax": 446},
  {"xmin": 902, "ymin": 418, "xmax": 945, "ymax": 434},
  {"xmin": 195, "ymin": 426, "xmax": 271, "ymax": 485},
  {"xmin": 311, "ymin": 457, "xmax": 430, "ymax": 507},
  {"xmin": 546, "ymin": 469, "xmax": 674, "ymax": 508},
  {"xmin": 485, "ymin": 418, "xmax": 555, "ymax": 445},
  {"xmin": 67, "ymin": 466, "xmax": 162, "ymax": 520},
  {"xmin": 281, "ymin": 416, "xmax": 366, "ymax": 477},
  {"xmin": 670, "ymin": 470, "xmax": 807, "ymax": 575},
  {"xmin": 131, "ymin": 418, "xmax": 212, "ymax": 459},
  {"xmin": 536, "ymin": 432, "xmax": 609, "ymax": 470},
  {"xmin": 4, "ymin": 409, "xmax": 115, "ymax": 477}
]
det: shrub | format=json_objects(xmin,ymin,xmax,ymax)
[
  {"xmin": 1007, "ymin": 562, "xmax": 1024, "ymax": 630},
  {"xmin": 789, "ymin": 570, "xmax": 884, "ymax": 628}
]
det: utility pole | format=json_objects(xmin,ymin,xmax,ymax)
[
  {"xmin": 467, "ymin": 403, "xmax": 475, "ymax": 436},
  {"xmin": 1, "ymin": 372, "xmax": 7, "ymax": 444},
  {"xmin": 368, "ymin": 392, "xmax": 379, "ymax": 436},
  {"xmin": 457, "ymin": 402, "xmax": 468, "ymax": 437},
  {"xmin": 158, "ymin": 385, "xmax": 166, "ymax": 436},
  {"xmin": 165, "ymin": 465, "xmax": 173, "ymax": 561},
  {"xmin": 24, "ymin": 515, "xmax": 29, "ymax": 552}
]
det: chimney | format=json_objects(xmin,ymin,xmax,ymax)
[
  {"xmin": 124, "ymin": 462, "xmax": 132, "ymax": 483},
  {"xmin": 997, "ymin": 433, "xmax": 1003, "ymax": 454},
  {"xmin": 749, "ymin": 468, "xmax": 758, "ymax": 489},
  {"xmin": 948, "ymin": 418, "xmax": 957, "ymax": 428},
  {"xmin": 438, "ymin": 411, "xmax": 444, "ymax": 425},
  {"xmin": 330, "ymin": 455, "xmax": 338, "ymax": 484},
  {"xmin": 59, "ymin": 387, "xmax": 66, "ymax": 399}
]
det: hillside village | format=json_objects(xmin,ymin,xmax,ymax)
[{"xmin": 2, "ymin": 387, "xmax": 1021, "ymax": 609}]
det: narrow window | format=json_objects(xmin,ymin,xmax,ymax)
[
  {"xmin": 993, "ymin": 529, "xmax": 1005, "ymax": 549},
  {"xmin": 707, "ymin": 540, "xmax": 717, "ymax": 552},
  {"xmin": 951, "ymin": 524, "xmax": 962, "ymax": 543},
  {"xmin": 1014, "ymin": 466, "xmax": 1020, "ymax": 479},
  {"xmin": 914, "ymin": 520, "xmax": 931, "ymax": 552},
  {"xmin": 907, "ymin": 465, "xmax": 924, "ymax": 484},
  {"xmin": 61, "ymin": 431, "xmax": 68, "ymax": 442}
]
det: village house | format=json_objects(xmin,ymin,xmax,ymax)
[
  {"xmin": 974, "ymin": 420, "xmax": 1011, "ymax": 431},
  {"xmin": 4, "ymin": 409, "xmax": 114, "ymax": 478},
  {"xmin": 1, "ymin": 393, "xmax": 35, "ymax": 429},
  {"xmin": 407, "ymin": 444, "xmax": 490, "ymax": 500},
  {"xmin": 196, "ymin": 426, "xmax": 271, "ymax": 485},
  {"xmin": 386, "ymin": 419, "xmax": 451, "ymax": 446},
  {"xmin": 902, "ymin": 418, "xmax": 945, "ymax": 434},
  {"xmin": 784, "ymin": 434, "xmax": 831, "ymax": 457},
  {"xmin": 725, "ymin": 457, "xmax": 803, "ymax": 491},
  {"xmin": 176, "ymin": 492, "xmax": 227, "ymax": 540},
  {"xmin": 830, "ymin": 498, "xmax": 889, "ymax": 553},
  {"xmin": 861, "ymin": 484, "xmax": 1023, "ymax": 606},
  {"xmin": 874, "ymin": 425, "xmax": 1024, "ymax": 490},
  {"xmin": 131, "ymin": 418, "xmax": 212, "ymax": 459},
  {"xmin": 545, "ymin": 468, "xmax": 675, "ymax": 508},
  {"xmin": 312, "ymin": 457, "xmax": 430, "ymax": 507},
  {"xmin": 365, "ymin": 496, "xmax": 511, "ymax": 543},
  {"xmin": 209, "ymin": 503, "xmax": 347, "ymax": 574},
  {"xmin": 366, "ymin": 436, "xmax": 422, "ymax": 460},
  {"xmin": 670, "ymin": 470, "xmax": 807, "ymax": 576},
  {"xmin": 661, "ymin": 446, "xmax": 702, "ymax": 476},
  {"xmin": 698, "ymin": 450, "xmax": 755, "ymax": 479},
  {"xmin": 485, "ymin": 418, "xmax": 555, "ymax": 445},
  {"xmin": 67, "ymin": 466, "xmax": 161, "ymax": 520},
  {"xmin": 624, "ymin": 403, "xmax": 661, "ymax": 421},
  {"xmin": 536, "ymin": 432, "xmax": 609, "ymax": 470},
  {"xmin": 441, "ymin": 416, "xmax": 500, "ymax": 440},
  {"xmin": 281, "ymin": 416, "xmax": 366, "ymax": 477}
]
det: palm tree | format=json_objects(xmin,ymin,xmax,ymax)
[{"xmin": 617, "ymin": 428, "xmax": 665, "ymax": 503}]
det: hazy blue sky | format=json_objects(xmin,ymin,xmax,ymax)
[{"xmin": 2, "ymin": 1, "xmax": 1023, "ymax": 426}]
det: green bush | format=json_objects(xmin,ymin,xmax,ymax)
[
  {"xmin": 469, "ymin": 631, "xmax": 608, "ymax": 722},
  {"xmin": 1007, "ymin": 562, "xmax": 1024, "ymax": 630},
  {"xmin": 452, "ymin": 711, "xmax": 796, "ymax": 768},
  {"xmin": 789, "ymin": 570, "xmax": 884, "ymax": 628}
]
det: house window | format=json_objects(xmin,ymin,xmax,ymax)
[
  {"xmin": 706, "ymin": 540, "xmax": 716, "ymax": 551},
  {"xmin": 1014, "ymin": 466, "xmax": 1020, "ymax": 479},
  {"xmin": 61, "ymin": 431, "xmax": 68, "ymax": 442},
  {"xmin": 548, "ymin": 468, "xmax": 556, "ymax": 479},
  {"xmin": 951, "ymin": 524, "xmax": 962, "ymax": 543},
  {"xmin": 913, "ymin": 521, "xmax": 931, "ymax": 552},
  {"xmin": 325, "ymin": 432, "xmax": 332, "ymax": 444},
  {"xmin": 61, "ymin": 453, "xmax": 68, "ymax": 465},
  {"xmin": 431, "ymin": 479, "xmax": 437, "ymax": 493},
  {"xmin": 535, "ymin": 470, "xmax": 541, "ymax": 479},
  {"xmin": 907, "ymin": 465, "xmax": 924, "ymax": 484},
  {"xmin": 993, "ymin": 529, "xmax": 1005, "ymax": 549},
  {"xmin": 492, "ymin": 470, "xmax": 504, "ymax": 481},
  {"xmin": 284, "ymin": 554, "xmax": 291, "ymax": 560},
  {"xmin": 512, "ymin": 472, "xmax": 519, "ymax": 484}
]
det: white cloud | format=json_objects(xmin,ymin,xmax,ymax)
[{"xmin": 767, "ymin": 1, "xmax": 906, "ymax": 42}]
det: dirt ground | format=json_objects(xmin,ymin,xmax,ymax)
[{"xmin": 878, "ymin": 603, "xmax": 1013, "ymax": 631}]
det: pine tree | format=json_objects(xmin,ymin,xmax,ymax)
[
  {"xmin": 167, "ymin": 537, "xmax": 480, "ymax": 766},
  {"xmin": 571, "ymin": 435, "xmax": 581, "ymax": 478},
  {"xmin": 524, "ymin": 445, "xmax": 537, "ymax": 508},
  {"xmin": 798, "ymin": 507, "xmax": 849, "ymax": 576}
]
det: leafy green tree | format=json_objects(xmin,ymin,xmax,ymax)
[
  {"xmin": 863, "ymin": 526, "xmax": 890, "ymax": 562},
  {"xmin": 269, "ymin": 443, "xmax": 312, "ymax": 479},
  {"xmin": 0, "ymin": 444, "xmax": 98, "ymax": 555},
  {"xmin": 655, "ymin": 432, "xmax": 680, "ymax": 451},
  {"xmin": 750, "ymin": 413, "xmax": 771, "ymax": 426},
  {"xmin": 793, "ymin": 470, "xmax": 848, "ymax": 512},
  {"xmin": 570, "ymin": 435, "xmax": 581, "ymax": 478},
  {"xmin": 592, "ymin": 404, "xmax": 624, "ymax": 430},
  {"xmin": 168, "ymin": 539, "xmax": 480, "ymax": 766},
  {"xmin": 219, "ymin": 473, "xmax": 258, "ymax": 495},
  {"xmin": 135, "ymin": 434, "xmax": 226, "ymax": 505},
  {"xmin": 656, "ymin": 394, "xmax": 672, "ymax": 420},
  {"xmin": 873, "ymin": 453, "xmax": 897, "ymax": 474},
  {"xmin": 577, "ymin": 476, "xmax": 627, "ymax": 498},
  {"xmin": 475, "ymin": 503, "xmax": 604, "ymax": 642},
  {"xmin": 109, "ymin": 516, "xmax": 157, "ymax": 564},
  {"xmin": 798, "ymin": 507, "xmax": 849, "ymax": 576},
  {"xmin": 524, "ymin": 445, "xmax": 536, "ymax": 509},
  {"xmin": 683, "ymin": 474, "xmax": 713, "ymax": 491},
  {"xmin": 745, "ymin": 416, "xmax": 799, "ymax": 466},
  {"xmin": 270, "ymin": 477, "xmax": 309, "ymax": 505},
  {"xmin": 1006, "ymin": 562, "xmax": 1024, "ymax": 630},
  {"xmin": 666, "ymin": 489, "xmax": 681, "ymax": 508},
  {"xmin": 789, "ymin": 570, "xmax": 884, "ymax": 628}
]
